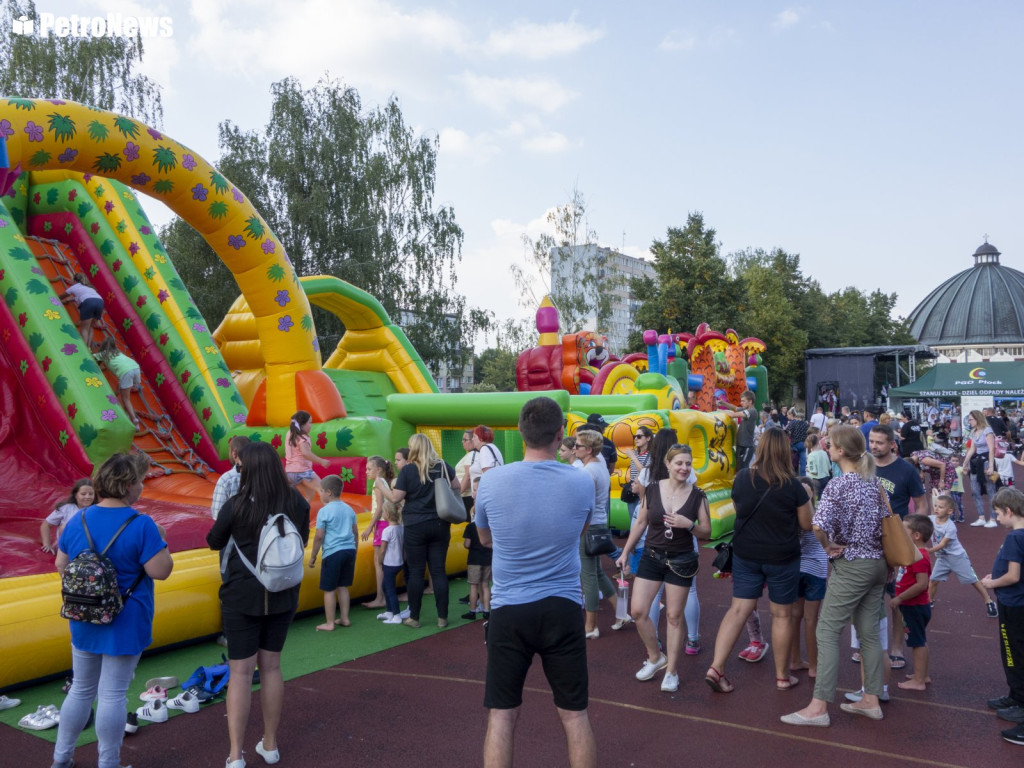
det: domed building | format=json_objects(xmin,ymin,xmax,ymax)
[{"xmin": 907, "ymin": 239, "xmax": 1024, "ymax": 362}]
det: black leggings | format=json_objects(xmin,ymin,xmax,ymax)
[{"xmin": 404, "ymin": 518, "xmax": 451, "ymax": 620}]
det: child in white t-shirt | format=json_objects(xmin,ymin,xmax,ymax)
[
  {"xmin": 929, "ymin": 492, "xmax": 997, "ymax": 618},
  {"xmin": 378, "ymin": 499, "xmax": 406, "ymax": 624},
  {"xmin": 40, "ymin": 479, "xmax": 94, "ymax": 554}
]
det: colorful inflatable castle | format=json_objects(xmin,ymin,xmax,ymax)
[
  {"xmin": 515, "ymin": 298, "xmax": 769, "ymax": 537},
  {"xmin": 0, "ymin": 99, "xmax": 548, "ymax": 688}
]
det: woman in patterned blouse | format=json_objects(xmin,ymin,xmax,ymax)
[{"xmin": 782, "ymin": 424, "xmax": 889, "ymax": 727}]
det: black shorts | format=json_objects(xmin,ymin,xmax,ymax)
[
  {"xmin": 221, "ymin": 606, "xmax": 296, "ymax": 660},
  {"xmin": 635, "ymin": 548, "xmax": 698, "ymax": 588},
  {"xmin": 320, "ymin": 548, "xmax": 356, "ymax": 591},
  {"xmin": 899, "ymin": 603, "xmax": 931, "ymax": 648},
  {"xmin": 484, "ymin": 596, "xmax": 588, "ymax": 711}
]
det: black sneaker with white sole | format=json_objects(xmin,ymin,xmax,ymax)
[
  {"xmin": 1002, "ymin": 724, "xmax": 1024, "ymax": 746},
  {"xmin": 125, "ymin": 712, "xmax": 139, "ymax": 734}
]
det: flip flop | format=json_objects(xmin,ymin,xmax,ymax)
[{"xmin": 889, "ymin": 655, "xmax": 906, "ymax": 669}]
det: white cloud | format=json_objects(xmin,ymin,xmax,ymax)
[
  {"xmin": 438, "ymin": 127, "xmax": 500, "ymax": 163},
  {"xmin": 483, "ymin": 17, "xmax": 605, "ymax": 59},
  {"xmin": 659, "ymin": 30, "xmax": 697, "ymax": 52},
  {"xmin": 773, "ymin": 8, "xmax": 801, "ymax": 30},
  {"xmin": 522, "ymin": 131, "xmax": 574, "ymax": 154},
  {"xmin": 454, "ymin": 72, "xmax": 576, "ymax": 115},
  {"xmin": 187, "ymin": 0, "xmax": 471, "ymax": 95}
]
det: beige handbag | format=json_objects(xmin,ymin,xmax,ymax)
[{"xmin": 878, "ymin": 488, "xmax": 922, "ymax": 567}]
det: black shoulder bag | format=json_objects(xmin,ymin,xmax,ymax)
[{"xmin": 712, "ymin": 480, "xmax": 771, "ymax": 574}]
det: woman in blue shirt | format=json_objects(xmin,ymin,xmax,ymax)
[{"xmin": 53, "ymin": 453, "xmax": 173, "ymax": 768}]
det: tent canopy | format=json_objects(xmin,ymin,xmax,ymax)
[{"xmin": 888, "ymin": 362, "xmax": 1024, "ymax": 398}]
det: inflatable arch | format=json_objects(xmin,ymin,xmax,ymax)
[{"xmin": 0, "ymin": 98, "xmax": 333, "ymax": 426}]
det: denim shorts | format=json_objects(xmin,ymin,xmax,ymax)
[
  {"xmin": 287, "ymin": 470, "xmax": 317, "ymax": 485},
  {"xmin": 118, "ymin": 368, "xmax": 141, "ymax": 390},
  {"xmin": 731, "ymin": 553, "xmax": 800, "ymax": 604},
  {"xmin": 77, "ymin": 297, "xmax": 104, "ymax": 320}
]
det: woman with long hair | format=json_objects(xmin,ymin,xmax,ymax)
[
  {"xmin": 962, "ymin": 409, "xmax": 998, "ymax": 527},
  {"xmin": 52, "ymin": 454, "xmax": 173, "ymax": 768},
  {"xmin": 574, "ymin": 429, "xmax": 619, "ymax": 638},
  {"xmin": 627, "ymin": 429, "xmax": 704, "ymax": 652},
  {"xmin": 617, "ymin": 444, "xmax": 711, "ymax": 691},
  {"xmin": 391, "ymin": 433, "xmax": 457, "ymax": 628},
  {"xmin": 207, "ymin": 442, "xmax": 311, "ymax": 768},
  {"xmin": 705, "ymin": 428, "xmax": 813, "ymax": 694},
  {"xmin": 782, "ymin": 425, "xmax": 889, "ymax": 727}
]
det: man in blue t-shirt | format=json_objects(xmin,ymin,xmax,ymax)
[
  {"xmin": 870, "ymin": 424, "xmax": 926, "ymax": 518},
  {"xmin": 476, "ymin": 396, "xmax": 596, "ymax": 768},
  {"xmin": 861, "ymin": 407, "xmax": 880, "ymax": 441}
]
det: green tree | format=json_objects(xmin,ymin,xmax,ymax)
[
  {"xmin": 473, "ymin": 347, "xmax": 518, "ymax": 391},
  {"xmin": 164, "ymin": 76, "xmax": 488, "ymax": 375},
  {"xmin": 629, "ymin": 212, "xmax": 738, "ymax": 348},
  {"xmin": 0, "ymin": 0, "xmax": 163, "ymax": 126},
  {"xmin": 512, "ymin": 187, "xmax": 612, "ymax": 335}
]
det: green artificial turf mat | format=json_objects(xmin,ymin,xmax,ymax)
[{"xmin": 1, "ymin": 578, "xmax": 474, "ymax": 745}]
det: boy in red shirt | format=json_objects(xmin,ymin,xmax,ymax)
[{"xmin": 892, "ymin": 514, "xmax": 934, "ymax": 691}]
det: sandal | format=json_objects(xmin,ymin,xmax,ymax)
[
  {"xmin": 776, "ymin": 675, "xmax": 800, "ymax": 691},
  {"xmin": 889, "ymin": 655, "xmax": 906, "ymax": 669},
  {"xmin": 704, "ymin": 666, "xmax": 734, "ymax": 693}
]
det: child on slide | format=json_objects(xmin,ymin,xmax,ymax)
[{"xmin": 95, "ymin": 337, "xmax": 142, "ymax": 430}]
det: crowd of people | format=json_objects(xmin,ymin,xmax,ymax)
[{"xmin": 28, "ymin": 393, "xmax": 1024, "ymax": 768}]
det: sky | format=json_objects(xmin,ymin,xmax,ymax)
[{"xmin": 9, "ymin": 0, "xmax": 1024, "ymax": 345}]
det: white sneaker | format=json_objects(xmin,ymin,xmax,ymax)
[
  {"xmin": 985, "ymin": 520, "xmax": 998, "ymax": 528},
  {"xmin": 399, "ymin": 608, "xmax": 411, "ymax": 619},
  {"xmin": 970, "ymin": 519, "xmax": 987, "ymax": 527},
  {"xmin": 137, "ymin": 699, "xmax": 168, "ymax": 723},
  {"xmin": 0, "ymin": 695, "xmax": 20, "ymax": 710},
  {"xmin": 660, "ymin": 672, "xmax": 679, "ymax": 692},
  {"xmin": 377, "ymin": 612, "xmax": 394, "ymax": 621},
  {"xmin": 256, "ymin": 738, "xmax": 280, "ymax": 765},
  {"xmin": 585, "ymin": 628, "xmax": 599, "ymax": 640},
  {"xmin": 636, "ymin": 654, "xmax": 668, "ymax": 681},
  {"xmin": 382, "ymin": 615, "xmax": 403, "ymax": 624},
  {"xmin": 226, "ymin": 759, "xmax": 245, "ymax": 768},
  {"xmin": 166, "ymin": 690, "xmax": 200, "ymax": 714}
]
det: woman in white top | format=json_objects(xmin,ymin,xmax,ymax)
[
  {"xmin": 468, "ymin": 424, "xmax": 503, "ymax": 483},
  {"xmin": 961, "ymin": 410, "xmax": 998, "ymax": 527}
]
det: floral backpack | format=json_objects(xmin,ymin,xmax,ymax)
[{"xmin": 60, "ymin": 511, "xmax": 144, "ymax": 625}]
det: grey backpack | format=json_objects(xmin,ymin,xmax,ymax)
[{"xmin": 223, "ymin": 513, "xmax": 305, "ymax": 592}]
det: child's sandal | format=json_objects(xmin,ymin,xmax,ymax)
[{"xmin": 776, "ymin": 675, "xmax": 800, "ymax": 691}]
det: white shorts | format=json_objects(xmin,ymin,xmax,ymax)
[
  {"xmin": 118, "ymin": 368, "xmax": 141, "ymax": 390},
  {"xmin": 930, "ymin": 553, "xmax": 978, "ymax": 585}
]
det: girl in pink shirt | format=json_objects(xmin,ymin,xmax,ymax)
[{"xmin": 285, "ymin": 410, "xmax": 329, "ymax": 498}]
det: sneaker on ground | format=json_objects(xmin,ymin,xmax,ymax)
[
  {"xmin": 458, "ymin": 595, "xmax": 470, "ymax": 605},
  {"xmin": 611, "ymin": 617, "xmax": 632, "ymax": 631},
  {"xmin": 970, "ymin": 519, "xmax": 987, "ymax": 527},
  {"xmin": 989, "ymin": 695, "xmax": 1018, "ymax": 710},
  {"xmin": 636, "ymin": 654, "xmax": 668, "ymax": 681},
  {"xmin": 125, "ymin": 712, "xmax": 139, "ymax": 734},
  {"xmin": 660, "ymin": 672, "xmax": 679, "ymax": 692},
  {"xmin": 226, "ymin": 759, "xmax": 246, "ymax": 768},
  {"xmin": 399, "ymin": 608, "xmax": 411, "ymax": 619},
  {"xmin": 462, "ymin": 611, "xmax": 478, "ymax": 621},
  {"xmin": 998, "ymin": 705, "xmax": 1024, "ymax": 723},
  {"xmin": 140, "ymin": 685, "xmax": 168, "ymax": 702},
  {"xmin": 216, "ymin": 635, "xmax": 229, "ymax": 648},
  {"xmin": 137, "ymin": 699, "xmax": 168, "ymax": 724},
  {"xmin": 183, "ymin": 684, "xmax": 216, "ymax": 703},
  {"xmin": 685, "ymin": 638, "xmax": 701, "ymax": 655},
  {"xmin": 741, "ymin": 642, "xmax": 769, "ymax": 662},
  {"xmin": 144, "ymin": 676, "xmax": 178, "ymax": 691},
  {"xmin": 376, "ymin": 612, "xmax": 393, "ymax": 621},
  {"xmin": 256, "ymin": 738, "xmax": 281, "ymax": 765},
  {"xmin": 0, "ymin": 695, "xmax": 20, "ymax": 710},
  {"xmin": 383, "ymin": 615, "xmax": 403, "ymax": 624},
  {"xmin": 844, "ymin": 687, "xmax": 890, "ymax": 703},
  {"xmin": 167, "ymin": 690, "xmax": 200, "ymax": 714},
  {"xmin": 985, "ymin": 519, "xmax": 999, "ymax": 528},
  {"xmin": 987, "ymin": 602, "xmax": 999, "ymax": 618},
  {"xmin": 1003, "ymin": 724, "xmax": 1024, "ymax": 746}
]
